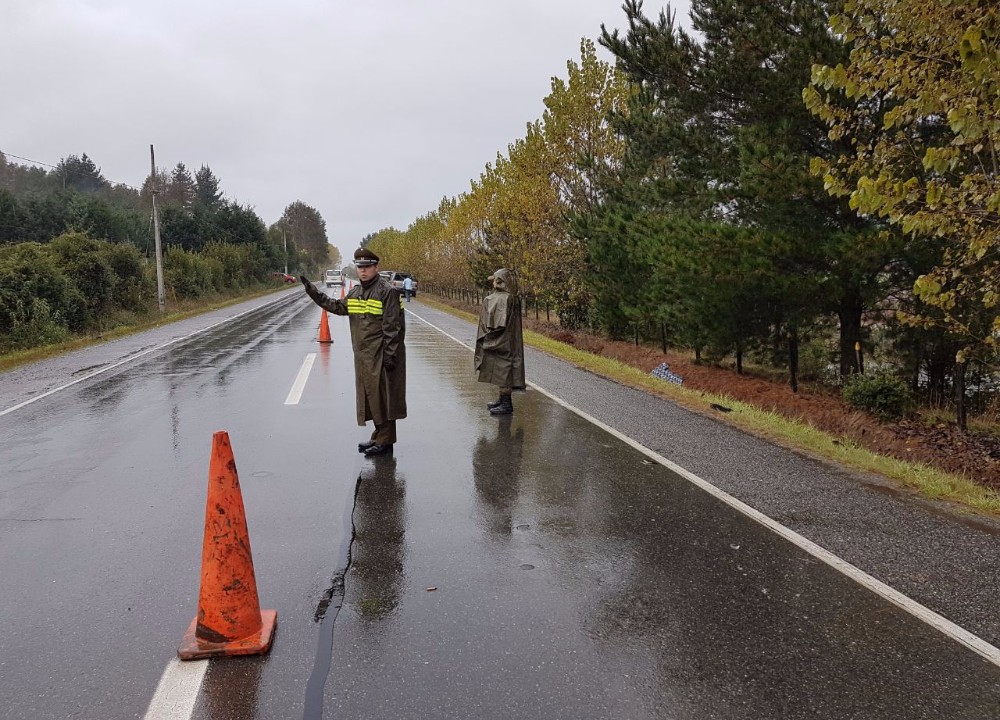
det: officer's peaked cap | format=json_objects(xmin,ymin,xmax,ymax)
[{"xmin": 354, "ymin": 247, "xmax": 380, "ymax": 266}]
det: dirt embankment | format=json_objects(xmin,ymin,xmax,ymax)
[{"xmin": 602, "ymin": 340, "xmax": 1000, "ymax": 492}]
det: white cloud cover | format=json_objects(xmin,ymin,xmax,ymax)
[{"xmin": 2, "ymin": 0, "xmax": 691, "ymax": 252}]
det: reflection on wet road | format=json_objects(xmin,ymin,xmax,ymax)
[{"xmin": 474, "ymin": 415, "xmax": 525, "ymax": 543}]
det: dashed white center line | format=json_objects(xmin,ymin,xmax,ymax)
[
  {"xmin": 143, "ymin": 658, "xmax": 208, "ymax": 720},
  {"xmin": 285, "ymin": 353, "xmax": 317, "ymax": 405}
]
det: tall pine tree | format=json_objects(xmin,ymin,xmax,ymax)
[
  {"xmin": 55, "ymin": 154, "xmax": 108, "ymax": 194},
  {"xmin": 194, "ymin": 165, "xmax": 223, "ymax": 210},
  {"xmin": 588, "ymin": 0, "xmax": 904, "ymax": 388},
  {"xmin": 166, "ymin": 162, "xmax": 196, "ymax": 210}
]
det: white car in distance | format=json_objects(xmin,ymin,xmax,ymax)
[{"xmin": 325, "ymin": 269, "xmax": 344, "ymax": 288}]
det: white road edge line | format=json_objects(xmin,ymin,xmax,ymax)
[
  {"xmin": 0, "ymin": 294, "xmax": 302, "ymax": 419},
  {"xmin": 143, "ymin": 658, "xmax": 208, "ymax": 720},
  {"xmin": 406, "ymin": 307, "xmax": 1000, "ymax": 669},
  {"xmin": 285, "ymin": 353, "xmax": 317, "ymax": 405}
]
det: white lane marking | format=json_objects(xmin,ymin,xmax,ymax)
[
  {"xmin": 285, "ymin": 353, "xmax": 317, "ymax": 405},
  {"xmin": 0, "ymin": 293, "xmax": 303, "ymax": 419},
  {"xmin": 406, "ymin": 308, "xmax": 1000, "ymax": 669},
  {"xmin": 143, "ymin": 658, "xmax": 208, "ymax": 720}
]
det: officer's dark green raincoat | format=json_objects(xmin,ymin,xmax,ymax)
[
  {"xmin": 304, "ymin": 276, "xmax": 407, "ymax": 426},
  {"xmin": 475, "ymin": 268, "xmax": 525, "ymax": 390}
]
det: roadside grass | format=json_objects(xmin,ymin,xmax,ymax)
[
  {"xmin": 421, "ymin": 295, "xmax": 1000, "ymax": 516},
  {"xmin": 0, "ymin": 286, "xmax": 291, "ymax": 374},
  {"xmin": 919, "ymin": 405, "xmax": 1000, "ymax": 439}
]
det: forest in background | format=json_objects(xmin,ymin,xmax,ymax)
[
  {"xmin": 0, "ymin": 150, "xmax": 338, "ymax": 352},
  {"xmin": 363, "ymin": 0, "xmax": 999, "ymax": 432}
]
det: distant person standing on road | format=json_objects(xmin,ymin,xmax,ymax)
[
  {"xmin": 475, "ymin": 268, "xmax": 525, "ymax": 416},
  {"xmin": 403, "ymin": 275, "xmax": 414, "ymax": 302},
  {"xmin": 300, "ymin": 247, "xmax": 406, "ymax": 456}
]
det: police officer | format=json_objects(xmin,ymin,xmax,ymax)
[
  {"xmin": 300, "ymin": 248, "xmax": 406, "ymax": 456},
  {"xmin": 474, "ymin": 268, "xmax": 525, "ymax": 415}
]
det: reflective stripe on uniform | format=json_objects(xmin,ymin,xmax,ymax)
[{"xmin": 347, "ymin": 298, "xmax": 384, "ymax": 316}]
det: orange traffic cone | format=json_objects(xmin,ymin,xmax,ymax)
[
  {"xmin": 340, "ymin": 284, "xmax": 346, "ymax": 299},
  {"xmin": 178, "ymin": 431, "xmax": 277, "ymax": 660},
  {"xmin": 318, "ymin": 309, "xmax": 333, "ymax": 344}
]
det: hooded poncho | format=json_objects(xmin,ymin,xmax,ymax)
[{"xmin": 474, "ymin": 268, "xmax": 525, "ymax": 390}]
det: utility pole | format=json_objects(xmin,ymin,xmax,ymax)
[
  {"xmin": 150, "ymin": 144, "xmax": 165, "ymax": 312},
  {"xmin": 282, "ymin": 229, "xmax": 288, "ymax": 275}
]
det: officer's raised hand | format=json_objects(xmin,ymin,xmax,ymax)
[{"xmin": 300, "ymin": 275, "xmax": 321, "ymax": 302}]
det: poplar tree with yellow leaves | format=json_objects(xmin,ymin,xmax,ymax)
[
  {"xmin": 805, "ymin": 0, "xmax": 999, "ymax": 429},
  {"xmin": 365, "ymin": 38, "xmax": 629, "ymax": 327}
]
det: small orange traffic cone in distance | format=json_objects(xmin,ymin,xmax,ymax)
[
  {"xmin": 178, "ymin": 431, "xmax": 277, "ymax": 660},
  {"xmin": 340, "ymin": 283, "xmax": 346, "ymax": 300},
  {"xmin": 318, "ymin": 308, "xmax": 333, "ymax": 344}
]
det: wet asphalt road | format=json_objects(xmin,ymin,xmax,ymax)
[{"xmin": 0, "ymin": 288, "xmax": 998, "ymax": 719}]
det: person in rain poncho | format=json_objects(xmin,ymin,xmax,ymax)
[
  {"xmin": 300, "ymin": 247, "xmax": 406, "ymax": 456},
  {"xmin": 474, "ymin": 268, "xmax": 525, "ymax": 415}
]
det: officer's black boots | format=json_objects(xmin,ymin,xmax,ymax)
[
  {"xmin": 486, "ymin": 394, "xmax": 504, "ymax": 410},
  {"xmin": 489, "ymin": 394, "xmax": 513, "ymax": 416}
]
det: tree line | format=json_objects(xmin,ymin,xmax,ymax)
[
  {"xmin": 364, "ymin": 0, "xmax": 998, "ymax": 430},
  {"xmin": 0, "ymin": 150, "xmax": 336, "ymax": 351}
]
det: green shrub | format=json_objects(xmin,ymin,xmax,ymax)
[
  {"xmin": 842, "ymin": 371, "xmax": 911, "ymax": 420},
  {"xmin": 0, "ymin": 242, "xmax": 85, "ymax": 334},
  {"xmin": 200, "ymin": 241, "xmax": 271, "ymax": 289},
  {"xmin": 164, "ymin": 246, "xmax": 226, "ymax": 299},
  {"xmin": 4, "ymin": 297, "xmax": 70, "ymax": 350},
  {"xmin": 49, "ymin": 233, "xmax": 116, "ymax": 323},
  {"xmin": 797, "ymin": 333, "xmax": 839, "ymax": 384},
  {"xmin": 100, "ymin": 241, "xmax": 150, "ymax": 311}
]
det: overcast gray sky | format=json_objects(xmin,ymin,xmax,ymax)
[{"xmin": 2, "ymin": 0, "xmax": 692, "ymax": 255}]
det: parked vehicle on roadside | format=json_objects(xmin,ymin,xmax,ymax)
[
  {"xmin": 271, "ymin": 272, "xmax": 296, "ymax": 283},
  {"xmin": 379, "ymin": 270, "xmax": 417, "ymax": 297},
  {"xmin": 325, "ymin": 268, "xmax": 344, "ymax": 288}
]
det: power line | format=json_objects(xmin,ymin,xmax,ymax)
[{"xmin": 1, "ymin": 148, "xmax": 144, "ymax": 193}]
